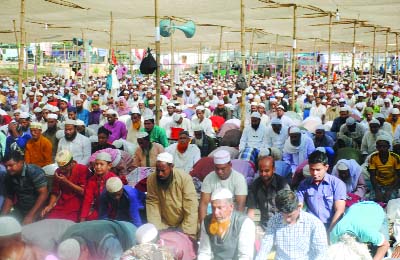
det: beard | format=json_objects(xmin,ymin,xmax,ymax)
[
  {"xmin": 177, "ymin": 142, "xmax": 189, "ymax": 153},
  {"xmin": 65, "ymin": 131, "xmax": 77, "ymax": 141},
  {"xmin": 251, "ymin": 123, "xmax": 260, "ymax": 131},
  {"xmin": 156, "ymin": 171, "xmax": 173, "ymax": 189},
  {"xmin": 209, "ymin": 217, "xmax": 231, "ymax": 237}
]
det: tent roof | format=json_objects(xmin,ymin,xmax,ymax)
[{"xmin": 0, "ymin": 0, "xmax": 399, "ymax": 53}]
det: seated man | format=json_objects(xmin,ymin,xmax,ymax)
[
  {"xmin": 313, "ymin": 125, "xmax": 334, "ymax": 148},
  {"xmin": 199, "ymin": 150, "xmax": 248, "ymax": 223},
  {"xmin": 247, "ymin": 156, "xmax": 290, "ymax": 229},
  {"xmin": 297, "ymin": 150, "xmax": 346, "ymax": 230},
  {"xmin": 166, "ymin": 130, "xmax": 201, "ymax": 173},
  {"xmin": 99, "ymin": 177, "xmax": 144, "ymax": 227},
  {"xmin": 369, "ymin": 134, "xmax": 400, "ymax": 202},
  {"xmin": 283, "ymin": 126, "xmax": 315, "ymax": 173},
  {"xmin": 239, "ymin": 112, "xmax": 267, "ymax": 153},
  {"xmin": 133, "ymin": 132, "xmax": 164, "ymax": 168},
  {"xmin": 330, "ymin": 201, "xmax": 389, "ymax": 260},
  {"xmin": 198, "ymin": 188, "xmax": 255, "ymax": 260},
  {"xmin": 192, "ymin": 125, "xmax": 217, "ymax": 157},
  {"xmin": 24, "ymin": 122, "xmax": 52, "ymax": 167},
  {"xmin": 256, "ymin": 190, "xmax": 328, "ymax": 260},
  {"xmin": 146, "ymin": 152, "xmax": 198, "ymax": 239},
  {"xmin": 57, "ymin": 220, "xmax": 137, "ymax": 260}
]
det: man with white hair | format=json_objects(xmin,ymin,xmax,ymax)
[
  {"xmin": 198, "ymin": 188, "xmax": 255, "ymax": 260},
  {"xmin": 198, "ymin": 150, "xmax": 248, "ymax": 223},
  {"xmin": 146, "ymin": 152, "xmax": 198, "ymax": 239}
]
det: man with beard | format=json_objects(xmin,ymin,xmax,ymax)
[
  {"xmin": 247, "ymin": 156, "xmax": 290, "ymax": 229},
  {"xmin": 283, "ymin": 127, "xmax": 315, "ymax": 173},
  {"xmin": 239, "ymin": 112, "xmax": 267, "ymax": 153},
  {"xmin": 387, "ymin": 108, "xmax": 400, "ymax": 134},
  {"xmin": 199, "ymin": 150, "xmax": 248, "ymax": 223},
  {"xmin": 1, "ymin": 149, "xmax": 48, "ymax": 224},
  {"xmin": 192, "ymin": 106, "xmax": 215, "ymax": 138},
  {"xmin": 165, "ymin": 113, "xmax": 192, "ymax": 139},
  {"xmin": 313, "ymin": 125, "xmax": 335, "ymax": 148},
  {"xmin": 166, "ymin": 131, "xmax": 201, "ymax": 173},
  {"xmin": 24, "ymin": 122, "xmax": 52, "ymax": 168},
  {"xmin": 198, "ymin": 188, "xmax": 255, "ymax": 260},
  {"xmin": 337, "ymin": 117, "xmax": 366, "ymax": 148},
  {"xmin": 361, "ymin": 118, "xmax": 389, "ymax": 156},
  {"xmin": 330, "ymin": 107, "xmax": 350, "ymax": 133},
  {"xmin": 75, "ymin": 98, "xmax": 89, "ymax": 126},
  {"xmin": 274, "ymin": 105, "xmax": 294, "ymax": 129},
  {"xmin": 146, "ymin": 152, "xmax": 198, "ymax": 239},
  {"xmin": 57, "ymin": 119, "xmax": 91, "ymax": 165},
  {"xmin": 126, "ymin": 107, "xmax": 144, "ymax": 144},
  {"xmin": 325, "ymin": 98, "xmax": 340, "ymax": 122},
  {"xmin": 192, "ymin": 125, "xmax": 217, "ymax": 157},
  {"xmin": 42, "ymin": 113, "xmax": 60, "ymax": 159},
  {"xmin": 143, "ymin": 114, "xmax": 169, "ymax": 148},
  {"xmin": 265, "ymin": 118, "xmax": 288, "ymax": 150},
  {"xmin": 103, "ymin": 109, "xmax": 127, "ymax": 143},
  {"xmin": 159, "ymin": 103, "xmax": 175, "ymax": 129},
  {"xmin": 5, "ymin": 112, "xmax": 32, "ymax": 155},
  {"xmin": 133, "ymin": 132, "xmax": 164, "ymax": 168}
]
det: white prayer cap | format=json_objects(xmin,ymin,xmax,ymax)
[
  {"xmin": 369, "ymin": 118, "xmax": 380, "ymax": 125},
  {"xmin": 95, "ymin": 152, "xmax": 112, "ymax": 162},
  {"xmin": 250, "ymin": 112, "xmax": 261, "ymax": 119},
  {"xmin": 0, "ymin": 216, "xmax": 21, "ymax": 236},
  {"xmin": 192, "ymin": 124, "xmax": 203, "ymax": 132},
  {"xmin": 19, "ymin": 112, "xmax": 30, "ymax": 119},
  {"xmin": 392, "ymin": 108, "xmax": 400, "ymax": 115},
  {"xmin": 130, "ymin": 107, "xmax": 141, "ymax": 115},
  {"xmin": 167, "ymin": 102, "xmax": 176, "ymax": 107},
  {"xmin": 135, "ymin": 223, "xmax": 158, "ymax": 244},
  {"xmin": 33, "ymin": 107, "xmax": 42, "ymax": 113},
  {"xmin": 143, "ymin": 114, "xmax": 154, "ymax": 121},
  {"xmin": 337, "ymin": 162, "xmax": 349, "ymax": 171},
  {"xmin": 289, "ymin": 126, "xmax": 301, "ymax": 134},
  {"xmin": 315, "ymin": 125, "xmax": 325, "ymax": 132},
  {"xmin": 258, "ymin": 103, "xmax": 266, "ymax": 108},
  {"xmin": 57, "ymin": 238, "xmax": 80, "ymax": 260},
  {"xmin": 271, "ymin": 118, "xmax": 282, "ymax": 125},
  {"xmin": 105, "ymin": 109, "xmax": 118, "ymax": 116},
  {"xmin": 47, "ymin": 113, "xmax": 58, "ymax": 120},
  {"xmin": 157, "ymin": 152, "xmax": 174, "ymax": 164},
  {"xmin": 55, "ymin": 150, "xmax": 73, "ymax": 167},
  {"xmin": 136, "ymin": 132, "xmax": 149, "ymax": 139},
  {"xmin": 196, "ymin": 105, "xmax": 205, "ymax": 111},
  {"xmin": 277, "ymin": 105, "xmax": 285, "ymax": 110},
  {"xmin": 345, "ymin": 117, "xmax": 355, "ymax": 125},
  {"xmin": 339, "ymin": 107, "xmax": 349, "ymax": 112},
  {"xmin": 64, "ymin": 119, "xmax": 76, "ymax": 126},
  {"xmin": 374, "ymin": 113, "xmax": 385, "ymax": 119},
  {"xmin": 75, "ymin": 119, "xmax": 85, "ymax": 126},
  {"xmin": 376, "ymin": 134, "xmax": 392, "ymax": 144},
  {"xmin": 173, "ymin": 113, "xmax": 182, "ymax": 122},
  {"xmin": 211, "ymin": 188, "xmax": 233, "ymax": 201},
  {"xmin": 218, "ymin": 100, "xmax": 224, "ymax": 105},
  {"xmin": 29, "ymin": 122, "xmax": 42, "ymax": 130},
  {"xmin": 213, "ymin": 150, "xmax": 231, "ymax": 164},
  {"xmin": 247, "ymin": 94, "xmax": 254, "ymax": 99},
  {"xmin": 106, "ymin": 177, "xmax": 123, "ymax": 193},
  {"xmin": 250, "ymin": 101, "xmax": 258, "ymax": 106},
  {"xmin": 339, "ymin": 98, "xmax": 346, "ymax": 103}
]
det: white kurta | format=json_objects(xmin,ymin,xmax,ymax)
[
  {"xmin": 165, "ymin": 143, "xmax": 201, "ymax": 174},
  {"xmin": 239, "ymin": 124, "xmax": 268, "ymax": 151},
  {"xmin": 57, "ymin": 133, "xmax": 91, "ymax": 165},
  {"xmin": 265, "ymin": 125, "xmax": 289, "ymax": 150},
  {"xmin": 192, "ymin": 117, "xmax": 215, "ymax": 138}
]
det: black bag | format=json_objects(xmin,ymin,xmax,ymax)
[
  {"xmin": 140, "ymin": 48, "xmax": 157, "ymax": 74},
  {"xmin": 235, "ymin": 75, "xmax": 247, "ymax": 90}
]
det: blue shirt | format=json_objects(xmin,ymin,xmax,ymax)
[
  {"xmin": 297, "ymin": 174, "xmax": 347, "ymax": 224},
  {"xmin": 77, "ymin": 108, "xmax": 90, "ymax": 126},
  {"xmin": 5, "ymin": 131, "xmax": 32, "ymax": 155},
  {"xmin": 99, "ymin": 185, "xmax": 145, "ymax": 227},
  {"xmin": 330, "ymin": 201, "xmax": 386, "ymax": 246}
]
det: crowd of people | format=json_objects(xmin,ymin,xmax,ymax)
[{"xmin": 1, "ymin": 68, "xmax": 400, "ymax": 259}]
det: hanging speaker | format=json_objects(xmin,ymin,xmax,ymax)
[{"xmin": 160, "ymin": 19, "xmax": 196, "ymax": 38}]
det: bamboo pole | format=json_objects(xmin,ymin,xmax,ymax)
[
  {"xmin": 239, "ymin": 0, "xmax": 246, "ymax": 131},
  {"xmin": 154, "ymin": 0, "xmax": 161, "ymax": 125},
  {"xmin": 129, "ymin": 34, "xmax": 133, "ymax": 75},
  {"xmin": 170, "ymin": 32, "xmax": 174, "ymax": 93},
  {"xmin": 291, "ymin": 5, "xmax": 297, "ymax": 111},
  {"xmin": 327, "ymin": 13, "xmax": 332, "ymax": 89},
  {"xmin": 109, "ymin": 12, "xmax": 113, "ymax": 59},
  {"xmin": 369, "ymin": 26, "xmax": 376, "ymax": 87},
  {"xmin": 351, "ymin": 21, "xmax": 357, "ymax": 88},
  {"xmin": 313, "ymin": 38, "xmax": 317, "ymax": 78},
  {"xmin": 199, "ymin": 42, "xmax": 203, "ymax": 72},
  {"xmin": 248, "ymin": 28, "xmax": 255, "ymax": 82},
  {"xmin": 384, "ymin": 29, "xmax": 389, "ymax": 81},
  {"xmin": 274, "ymin": 34, "xmax": 278, "ymax": 76},
  {"xmin": 13, "ymin": 20, "xmax": 19, "ymax": 59},
  {"xmin": 396, "ymin": 32, "xmax": 399, "ymax": 81},
  {"xmin": 17, "ymin": 0, "xmax": 25, "ymax": 108},
  {"xmin": 217, "ymin": 26, "xmax": 223, "ymax": 83},
  {"xmin": 25, "ymin": 32, "xmax": 28, "ymax": 81}
]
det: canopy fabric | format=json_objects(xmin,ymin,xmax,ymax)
[{"xmin": 0, "ymin": 0, "xmax": 399, "ymax": 53}]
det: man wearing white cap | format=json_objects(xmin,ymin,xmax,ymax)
[
  {"xmin": 146, "ymin": 152, "xmax": 198, "ymax": 238},
  {"xmin": 126, "ymin": 107, "xmax": 144, "ymax": 144},
  {"xmin": 213, "ymin": 100, "xmax": 229, "ymax": 120},
  {"xmin": 0, "ymin": 216, "xmax": 49, "ymax": 259},
  {"xmin": 330, "ymin": 107, "xmax": 350, "ymax": 133},
  {"xmin": 283, "ymin": 126, "xmax": 315, "ymax": 173},
  {"xmin": 57, "ymin": 119, "xmax": 91, "ymax": 165},
  {"xmin": 99, "ymin": 177, "xmax": 144, "ymax": 227},
  {"xmin": 337, "ymin": 117, "xmax": 366, "ymax": 149},
  {"xmin": 5, "ymin": 112, "xmax": 32, "ymax": 155},
  {"xmin": 192, "ymin": 124, "xmax": 217, "ymax": 157},
  {"xmin": 42, "ymin": 113, "xmax": 60, "ymax": 159},
  {"xmin": 24, "ymin": 122, "xmax": 52, "ymax": 168},
  {"xmin": 199, "ymin": 150, "xmax": 248, "ymax": 223},
  {"xmin": 159, "ymin": 103, "xmax": 175, "ymax": 129},
  {"xmin": 198, "ymin": 188, "xmax": 255, "ymax": 260},
  {"xmin": 360, "ymin": 118, "xmax": 390, "ymax": 156},
  {"xmin": 192, "ymin": 105, "xmax": 216, "ymax": 138},
  {"xmin": 265, "ymin": 117, "xmax": 288, "ymax": 150},
  {"xmin": 313, "ymin": 125, "xmax": 335, "ymax": 148},
  {"xmin": 103, "ymin": 109, "xmax": 127, "ymax": 143},
  {"xmin": 165, "ymin": 113, "xmax": 192, "ymax": 139},
  {"xmin": 143, "ymin": 114, "xmax": 169, "ymax": 148},
  {"xmin": 273, "ymin": 104, "xmax": 294, "ymax": 129},
  {"xmin": 57, "ymin": 220, "xmax": 137, "ymax": 260},
  {"xmin": 239, "ymin": 111, "xmax": 268, "ymax": 153},
  {"xmin": 388, "ymin": 108, "xmax": 400, "ymax": 134},
  {"xmin": 133, "ymin": 131, "xmax": 164, "ymax": 168}
]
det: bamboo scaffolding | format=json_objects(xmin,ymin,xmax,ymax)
[
  {"xmin": 154, "ymin": 0, "xmax": 161, "ymax": 125},
  {"xmin": 291, "ymin": 5, "xmax": 297, "ymax": 111},
  {"xmin": 17, "ymin": 0, "xmax": 25, "ymax": 108},
  {"xmin": 239, "ymin": 0, "xmax": 246, "ymax": 131}
]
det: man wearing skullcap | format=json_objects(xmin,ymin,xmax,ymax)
[
  {"xmin": 42, "ymin": 113, "xmax": 60, "ymax": 159},
  {"xmin": 24, "ymin": 122, "xmax": 52, "ymax": 167},
  {"xmin": 41, "ymin": 150, "xmax": 89, "ymax": 222},
  {"xmin": 1, "ymin": 149, "xmax": 48, "ymax": 224},
  {"xmin": 80, "ymin": 152, "xmax": 118, "ymax": 221},
  {"xmin": 387, "ymin": 108, "xmax": 400, "ymax": 134},
  {"xmin": 325, "ymin": 99, "xmax": 340, "ymax": 122},
  {"xmin": 165, "ymin": 113, "xmax": 192, "ymax": 139},
  {"xmin": 198, "ymin": 188, "xmax": 255, "ymax": 260},
  {"xmin": 265, "ymin": 117, "xmax": 288, "ymax": 150},
  {"xmin": 368, "ymin": 135, "xmax": 400, "ymax": 202},
  {"xmin": 88, "ymin": 100, "xmax": 102, "ymax": 125},
  {"xmin": 57, "ymin": 119, "xmax": 91, "ymax": 165},
  {"xmin": 191, "ymin": 106, "xmax": 216, "ymax": 138},
  {"xmin": 166, "ymin": 131, "xmax": 201, "ymax": 173},
  {"xmin": 199, "ymin": 150, "xmax": 248, "ymax": 223},
  {"xmin": 213, "ymin": 100, "xmax": 229, "ymax": 120},
  {"xmin": 330, "ymin": 107, "xmax": 350, "ymax": 133},
  {"xmin": 57, "ymin": 220, "xmax": 137, "ymax": 260},
  {"xmin": 99, "ymin": 177, "xmax": 144, "ymax": 226},
  {"xmin": 133, "ymin": 131, "xmax": 164, "ymax": 168},
  {"xmin": 313, "ymin": 125, "xmax": 335, "ymax": 148},
  {"xmin": 126, "ymin": 107, "xmax": 144, "ymax": 144},
  {"xmin": 146, "ymin": 152, "xmax": 198, "ymax": 238},
  {"xmin": 103, "ymin": 109, "xmax": 128, "ymax": 143},
  {"xmin": 239, "ymin": 112, "xmax": 268, "ymax": 154},
  {"xmin": 361, "ymin": 118, "xmax": 390, "ymax": 156},
  {"xmin": 143, "ymin": 114, "xmax": 169, "ymax": 148},
  {"xmin": 337, "ymin": 117, "xmax": 366, "ymax": 149},
  {"xmin": 5, "ymin": 112, "xmax": 32, "ymax": 155},
  {"xmin": 192, "ymin": 124, "xmax": 217, "ymax": 157},
  {"xmin": 275, "ymin": 105, "xmax": 295, "ymax": 129},
  {"xmin": 0, "ymin": 216, "xmax": 50, "ymax": 260}
]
